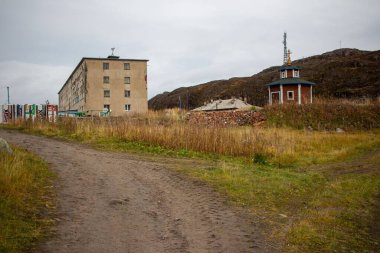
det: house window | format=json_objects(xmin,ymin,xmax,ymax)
[
  {"xmin": 103, "ymin": 76, "xmax": 109, "ymax": 83},
  {"xmin": 124, "ymin": 77, "xmax": 130, "ymax": 84},
  {"xmin": 104, "ymin": 90, "xmax": 110, "ymax": 97},
  {"xmin": 124, "ymin": 63, "xmax": 130, "ymax": 70},
  {"xmin": 103, "ymin": 63, "xmax": 109, "ymax": 70},
  {"xmin": 104, "ymin": 104, "xmax": 110, "ymax": 111},
  {"xmin": 287, "ymin": 91, "xmax": 294, "ymax": 100},
  {"xmin": 124, "ymin": 104, "xmax": 131, "ymax": 111},
  {"xmin": 124, "ymin": 90, "xmax": 131, "ymax": 97},
  {"xmin": 281, "ymin": 71, "xmax": 286, "ymax": 78},
  {"xmin": 294, "ymin": 70, "xmax": 299, "ymax": 77}
]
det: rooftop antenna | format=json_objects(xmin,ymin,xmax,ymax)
[
  {"xmin": 111, "ymin": 47, "xmax": 115, "ymax": 56},
  {"xmin": 283, "ymin": 32, "xmax": 288, "ymax": 65}
]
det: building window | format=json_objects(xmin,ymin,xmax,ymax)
[
  {"xmin": 124, "ymin": 77, "xmax": 130, "ymax": 84},
  {"xmin": 103, "ymin": 63, "xmax": 109, "ymax": 70},
  {"xmin": 287, "ymin": 91, "xmax": 294, "ymax": 100},
  {"xmin": 281, "ymin": 71, "xmax": 286, "ymax": 78},
  {"xmin": 103, "ymin": 76, "xmax": 109, "ymax": 83},
  {"xmin": 124, "ymin": 90, "xmax": 131, "ymax": 97},
  {"xmin": 124, "ymin": 63, "xmax": 130, "ymax": 70},
  {"xmin": 124, "ymin": 104, "xmax": 131, "ymax": 111},
  {"xmin": 104, "ymin": 104, "xmax": 110, "ymax": 111},
  {"xmin": 294, "ymin": 70, "xmax": 299, "ymax": 77},
  {"xmin": 104, "ymin": 90, "xmax": 110, "ymax": 97}
]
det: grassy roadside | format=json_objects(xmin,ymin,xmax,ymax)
[
  {"xmin": 0, "ymin": 145, "xmax": 55, "ymax": 253},
  {"xmin": 1, "ymin": 122, "xmax": 380, "ymax": 252},
  {"xmin": 175, "ymin": 153, "xmax": 380, "ymax": 252}
]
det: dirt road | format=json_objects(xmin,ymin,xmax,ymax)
[{"xmin": 0, "ymin": 129, "xmax": 272, "ymax": 253}]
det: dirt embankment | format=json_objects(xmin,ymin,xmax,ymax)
[{"xmin": 0, "ymin": 129, "xmax": 274, "ymax": 253}]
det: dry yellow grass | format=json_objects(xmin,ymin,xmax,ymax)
[{"xmin": 14, "ymin": 111, "xmax": 378, "ymax": 166}]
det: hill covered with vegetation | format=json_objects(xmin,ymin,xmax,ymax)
[{"xmin": 149, "ymin": 48, "xmax": 380, "ymax": 110}]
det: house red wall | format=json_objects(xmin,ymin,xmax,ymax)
[
  {"xmin": 282, "ymin": 85, "xmax": 298, "ymax": 103},
  {"xmin": 282, "ymin": 85, "xmax": 312, "ymax": 104},
  {"xmin": 301, "ymin": 85, "xmax": 311, "ymax": 104},
  {"xmin": 269, "ymin": 84, "xmax": 312, "ymax": 104},
  {"xmin": 269, "ymin": 86, "xmax": 280, "ymax": 104}
]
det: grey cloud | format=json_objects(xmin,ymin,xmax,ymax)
[
  {"xmin": 0, "ymin": 61, "xmax": 71, "ymax": 104},
  {"xmin": 0, "ymin": 0, "xmax": 379, "ymax": 103}
]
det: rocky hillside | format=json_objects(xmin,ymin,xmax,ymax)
[{"xmin": 149, "ymin": 48, "xmax": 380, "ymax": 110}]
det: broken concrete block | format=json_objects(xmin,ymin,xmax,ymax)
[{"xmin": 0, "ymin": 138, "xmax": 12, "ymax": 155}]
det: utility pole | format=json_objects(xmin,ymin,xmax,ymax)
[
  {"xmin": 6, "ymin": 86, "xmax": 10, "ymax": 104},
  {"xmin": 186, "ymin": 88, "xmax": 189, "ymax": 110}
]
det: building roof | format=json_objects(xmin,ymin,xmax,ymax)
[
  {"xmin": 267, "ymin": 78, "xmax": 315, "ymax": 86},
  {"xmin": 58, "ymin": 57, "xmax": 149, "ymax": 94},
  {"xmin": 192, "ymin": 98, "xmax": 252, "ymax": 112},
  {"xmin": 279, "ymin": 66, "xmax": 302, "ymax": 71},
  {"xmin": 83, "ymin": 57, "xmax": 149, "ymax": 62}
]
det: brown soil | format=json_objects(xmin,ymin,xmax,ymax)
[{"xmin": 0, "ymin": 129, "xmax": 274, "ymax": 253}]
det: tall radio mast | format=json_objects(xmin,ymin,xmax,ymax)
[{"xmin": 283, "ymin": 32, "xmax": 288, "ymax": 65}]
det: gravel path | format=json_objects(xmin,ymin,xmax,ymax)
[{"xmin": 0, "ymin": 129, "xmax": 272, "ymax": 253}]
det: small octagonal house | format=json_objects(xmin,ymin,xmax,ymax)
[{"xmin": 267, "ymin": 34, "xmax": 315, "ymax": 105}]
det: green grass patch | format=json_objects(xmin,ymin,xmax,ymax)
[
  {"xmin": 176, "ymin": 163, "xmax": 326, "ymax": 211},
  {"xmin": 0, "ymin": 146, "xmax": 55, "ymax": 253},
  {"xmin": 175, "ymin": 155, "xmax": 380, "ymax": 252},
  {"xmin": 285, "ymin": 173, "xmax": 380, "ymax": 253},
  {"xmin": 91, "ymin": 137, "xmax": 216, "ymax": 159}
]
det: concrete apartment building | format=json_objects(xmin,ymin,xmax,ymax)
[{"xmin": 58, "ymin": 55, "xmax": 148, "ymax": 116}]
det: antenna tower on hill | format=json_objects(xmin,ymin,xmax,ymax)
[{"xmin": 283, "ymin": 32, "xmax": 288, "ymax": 65}]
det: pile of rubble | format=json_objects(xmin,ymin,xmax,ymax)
[{"xmin": 187, "ymin": 111, "xmax": 266, "ymax": 127}]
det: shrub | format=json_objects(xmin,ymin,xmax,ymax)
[{"xmin": 264, "ymin": 99, "xmax": 380, "ymax": 130}]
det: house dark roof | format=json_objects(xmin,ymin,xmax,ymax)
[
  {"xmin": 279, "ymin": 66, "xmax": 302, "ymax": 71},
  {"xmin": 267, "ymin": 78, "xmax": 315, "ymax": 86},
  {"xmin": 58, "ymin": 57, "xmax": 149, "ymax": 94}
]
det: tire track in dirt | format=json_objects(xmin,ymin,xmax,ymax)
[{"xmin": 0, "ymin": 129, "xmax": 274, "ymax": 253}]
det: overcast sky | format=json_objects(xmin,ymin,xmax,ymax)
[{"xmin": 0, "ymin": 0, "xmax": 379, "ymax": 104}]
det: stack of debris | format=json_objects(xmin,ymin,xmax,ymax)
[{"xmin": 187, "ymin": 111, "xmax": 265, "ymax": 127}]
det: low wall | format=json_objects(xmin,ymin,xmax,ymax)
[
  {"xmin": 1, "ymin": 104, "xmax": 58, "ymax": 123},
  {"xmin": 187, "ymin": 110, "xmax": 266, "ymax": 127}
]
